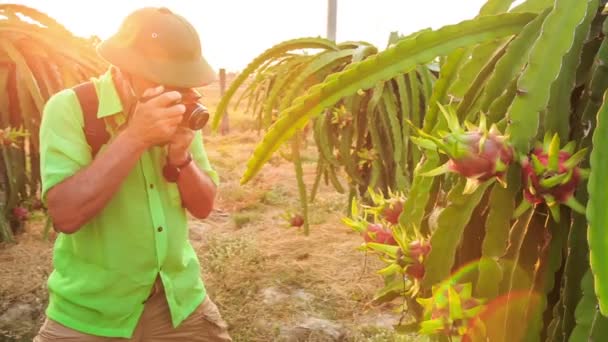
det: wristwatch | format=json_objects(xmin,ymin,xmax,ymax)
[{"xmin": 162, "ymin": 153, "xmax": 192, "ymax": 183}]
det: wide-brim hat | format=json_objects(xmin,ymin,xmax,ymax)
[{"xmin": 97, "ymin": 7, "xmax": 217, "ymax": 88}]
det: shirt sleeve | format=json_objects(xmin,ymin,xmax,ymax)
[
  {"xmin": 39, "ymin": 89, "xmax": 92, "ymax": 202},
  {"xmin": 190, "ymin": 130, "xmax": 219, "ymax": 186}
]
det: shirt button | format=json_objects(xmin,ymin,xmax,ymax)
[
  {"xmin": 149, "ymin": 183, "xmax": 154, "ymax": 189},
  {"xmin": 157, "ymin": 226, "xmax": 163, "ymax": 232}
]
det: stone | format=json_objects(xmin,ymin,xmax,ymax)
[
  {"xmin": 261, "ymin": 286, "xmax": 289, "ymax": 305},
  {"xmin": 278, "ymin": 316, "xmax": 345, "ymax": 341},
  {"xmin": 0, "ymin": 303, "xmax": 39, "ymax": 338},
  {"xmin": 292, "ymin": 289, "xmax": 314, "ymax": 305}
]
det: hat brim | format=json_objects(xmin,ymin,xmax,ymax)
[{"xmin": 96, "ymin": 39, "xmax": 217, "ymax": 88}]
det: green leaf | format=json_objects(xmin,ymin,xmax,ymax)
[
  {"xmin": 569, "ymin": 270, "xmax": 603, "ymax": 341},
  {"xmin": 563, "ymin": 148, "xmax": 588, "ymax": 169},
  {"xmin": 366, "ymin": 242, "xmax": 400, "ymax": 258},
  {"xmin": 587, "ymin": 88, "xmax": 608, "ymax": 316},
  {"xmin": 262, "ymin": 57, "xmax": 312, "ymax": 127},
  {"xmin": 561, "ymin": 209, "xmax": 590, "ymax": 340},
  {"xmin": 525, "ymin": 211, "xmax": 569, "ymax": 341},
  {"xmin": 478, "ymin": 8, "xmax": 549, "ymax": 115},
  {"xmin": 422, "ymin": 178, "xmax": 492, "ymax": 287},
  {"xmin": 506, "ymin": 0, "xmax": 594, "ymax": 154},
  {"xmin": 378, "ymin": 263, "xmax": 402, "ymax": 277},
  {"xmin": 373, "ymin": 276, "xmax": 407, "ymax": 303},
  {"xmin": 240, "ymin": 12, "xmax": 537, "ymax": 183},
  {"xmin": 455, "ymin": 39, "xmax": 511, "ymax": 122},
  {"xmin": 539, "ymin": 172, "xmax": 571, "ymax": 189},
  {"xmin": 547, "ymin": 133, "xmax": 561, "ymax": 172},
  {"xmin": 277, "ymin": 48, "xmax": 361, "ymax": 112},
  {"xmin": 544, "ymin": 0, "xmax": 597, "ymax": 141},
  {"xmin": 423, "ymin": 48, "xmax": 468, "ymax": 132},
  {"xmin": 476, "ymin": 169, "xmax": 520, "ymax": 298},
  {"xmin": 399, "ymin": 152, "xmax": 440, "ymax": 231},
  {"xmin": 212, "ymin": 37, "xmax": 338, "ymax": 130}
]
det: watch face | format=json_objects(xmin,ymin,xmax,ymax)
[{"xmin": 163, "ymin": 164, "xmax": 180, "ymax": 182}]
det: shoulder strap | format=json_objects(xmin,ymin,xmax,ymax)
[{"xmin": 72, "ymin": 82, "xmax": 109, "ymax": 158}]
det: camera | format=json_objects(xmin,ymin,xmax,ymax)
[
  {"xmin": 138, "ymin": 87, "xmax": 210, "ymax": 131},
  {"xmin": 167, "ymin": 88, "xmax": 210, "ymax": 131}
]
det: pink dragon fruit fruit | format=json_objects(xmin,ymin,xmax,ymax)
[
  {"xmin": 407, "ymin": 240, "xmax": 432, "ymax": 260},
  {"xmin": 362, "ymin": 223, "xmax": 397, "ymax": 245},
  {"xmin": 12, "ymin": 206, "xmax": 29, "ymax": 221},
  {"xmin": 396, "ymin": 240, "xmax": 431, "ymax": 280},
  {"xmin": 410, "ymin": 105, "xmax": 513, "ymax": 194},
  {"xmin": 382, "ymin": 199, "xmax": 404, "ymax": 225},
  {"xmin": 515, "ymin": 133, "xmax": 588, "ymax": 222}
]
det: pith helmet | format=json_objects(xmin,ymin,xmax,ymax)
[{"xmin": 96, "ymin": 7, "xmax": 217, "ymax": 88}]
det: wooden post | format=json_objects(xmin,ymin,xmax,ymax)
[
  {"xmin": 327, "ymin": 0, "xmax": 337, "ymax": 42},
  {"xmin": 219, "ymin": 68, "xmax": 229, "ymax": 135}
]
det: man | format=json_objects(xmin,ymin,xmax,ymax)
[{"xmin": 34, "ymin": 7, "xmax": 231, "ymax": 342}]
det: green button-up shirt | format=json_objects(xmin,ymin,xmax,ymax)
[{"xmin": 39, "ymin": 68, "xmax": 219, "ymax": 338}]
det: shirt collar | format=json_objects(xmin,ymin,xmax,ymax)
[{"xmin": 96, "ymin": 67, "xmax": 124, "ymax": 119}]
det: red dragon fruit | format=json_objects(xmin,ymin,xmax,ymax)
[
  {"xmin": 410, "ymin": 105, "xmax": 513, "ymax": 194},
  {"xmin": 406, "ymin": 262, "xmax": 426, "ymax": 279},
  {"xmin": 382, "ymin": 199, "xmax": 404, "ymax": 225},
  {"xmin": 407, "ymin": 240, "xmax": 432, "ymax": 260},
  {"xmin": 290, "ymin": 214, "xmax": 305, "ymax": 228},
  {"xmin": 362, "ymin": 223, "xmax": 397, "ymax": 245},
  {"xmin": 396, "ymin": 240, "xmax": 431, "ymax": 280},
  {"xmin": 515, "ymin": 133, "xmax": 588, "ymax": 222},
  {"xmin": 12, "ymin": 206, "xmax": 29, "ymax": 221}
]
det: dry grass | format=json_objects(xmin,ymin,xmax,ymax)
[{"xmin": 0, "ymin": 80, "xmax": 409, "ymax": 342}]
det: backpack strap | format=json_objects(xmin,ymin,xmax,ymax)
[{"xmin": 72, "ymin": 82, "xmax": 109, "ymax": 158}]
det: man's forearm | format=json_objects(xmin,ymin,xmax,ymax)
[
  {"xmin": 46, "ymin": 130, "xmax": 146, "ymax": 233},
  {"xmin": 176, "ymin": 162, "xmax": 216, "ymax": 219}
]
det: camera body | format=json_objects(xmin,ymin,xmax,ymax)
[{"xmin": 165, "ymin": 87, "xmax": 210, "ymax": 131}]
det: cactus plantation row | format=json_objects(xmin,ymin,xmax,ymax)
[
  {"xmin": 218, "ymin": 0, "xmax": 608, "ymax": 340},
  {"xmin": 0, "ymin": 4, "xmax": 107, "ymax": 241}
]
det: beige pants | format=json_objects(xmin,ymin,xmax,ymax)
[{"xmin": 33, "ymin": 278, "xmax": 232, "ymax": 342}]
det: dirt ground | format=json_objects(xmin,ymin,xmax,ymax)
[{"xmin": 0, "ymin": 81, "xmax": 411, "ymax": 341}]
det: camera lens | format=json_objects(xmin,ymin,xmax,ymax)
[{"xmin": 186, "ymin": 104, "xmax": 210, "ymax": 130}]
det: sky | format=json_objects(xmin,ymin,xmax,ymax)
[{"xmin": 12, "ymin": 0, "xmax": 520, "ymax": 72}]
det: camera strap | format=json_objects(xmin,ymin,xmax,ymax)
[{"xmin": 72, "ymin": 82, "xmax": 110, "ymax": 159}]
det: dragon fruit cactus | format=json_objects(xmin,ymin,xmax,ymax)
[
  {"xmin": 515, "ymin": 133, "xmax": 588, "ymax": 222},
  {"xmin": 410, "ymin": 105, "xmax": 513, "ymax": 194}
]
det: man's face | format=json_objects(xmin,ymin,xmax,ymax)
[{"xmin": 130, "ymin": 75, "xmax": 160, "ymax": 98}]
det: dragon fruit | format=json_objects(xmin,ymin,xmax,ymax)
[
  {"xmin": 362, "ymin": 223, "xmax": 397, "ymax": 245},
  {"xmin": 407, "ymin": 240, "xmax": 432, "ymax": 260},
  {"xmin": 290, "ymin": 214, "xmax": 304, "ymax": 228},
  {"xmin": 515, "ymin": 133, "xmax": 588, "ymax": 222},
  {"xmin": 410, "ymin": 105, "xmax": 513, "ymax": 194},
  {"xmin": 396, "ymin": 240, "xmax": 431, "ymax": 280},
  {"xmin": 382, "ymin": 199, "xmax": 404, "ymax": 225},
  {"xmin": 417, "ymin": 283, "xmax": 486, "ymax": 337},
  {"xmin": 12, "ymin": 206, "xmax": 29, "ymax": 221}
]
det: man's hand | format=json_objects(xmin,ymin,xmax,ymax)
[
  {"xmin": 168, "ymin": 127, "xmax": 195, "ymax": 165},
  {"xmin": 125, "ymin": 86, "xmax": 186, "ymax": 149}
]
